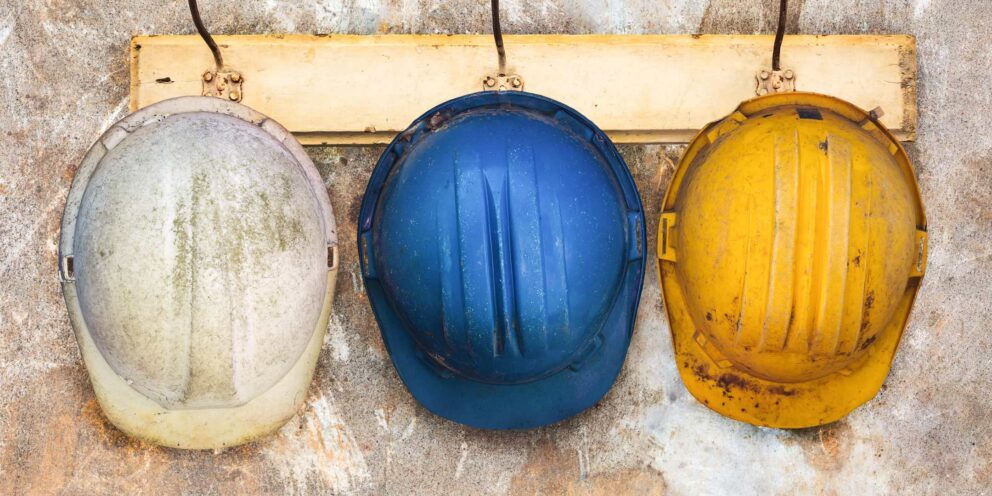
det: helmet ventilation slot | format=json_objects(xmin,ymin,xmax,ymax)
[{"xmin": 61, "ymin": 256, "xmax": 75, "ymax": 282}]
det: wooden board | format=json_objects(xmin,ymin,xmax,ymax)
[{"xmin": 131, "ymin": 34, "xmax": 916, "ymax": 145}]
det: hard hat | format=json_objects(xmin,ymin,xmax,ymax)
[
  {"xmin": 359, "ymin": 91, "xmax": 646, "ymax": 429},
  {"xmin": 658, "ymin": 92, "xmax": 928, "ymax": 428},
  {"xmin": 59, "ymin": 96, "xmax": 338, "ymax": 449}
]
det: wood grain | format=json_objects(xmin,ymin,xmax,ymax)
[{"xmin": 131, "ymin": 34, "xmax": 916, "ymax": 145}]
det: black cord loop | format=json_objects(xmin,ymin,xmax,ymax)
[
  {"xmin": 491, "ymin": 0, "xmax": 506, "ymax": 75},
  {"xmin": 189, "ymin": 0, "xmax": 224, "ymax": 72},
  {"xmin": 772, "ymin": 0, "xmax": 788, "ymax": 71}
]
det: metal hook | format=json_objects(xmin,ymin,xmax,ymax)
[
  {"xmin": 483, "ymin": 0, "xmax": 524, "ymax": 91},
  {"xmin": 756, "ymin": 0, "xmax": 795, "ymax": 95},
  {"xmin": 188, "ymin": 0, "xmax": 243, "ymax": 101}
]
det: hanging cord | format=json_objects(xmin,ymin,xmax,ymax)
[
  {"xmin": 491, "ymin": 0, "xmax": 506, "ymax": 75},
  {"xmin": 771, "ymin": 0, "xmax": 788, "ymax": 71},
  {"xmin": 189, "ymin": 0, "xmax": 224, "ymax": 72}
]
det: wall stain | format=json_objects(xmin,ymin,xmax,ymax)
[{"xmin": 509, "ymin": 437, "xmax": 666, "ymax": 495}]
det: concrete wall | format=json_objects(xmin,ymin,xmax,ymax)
[{"xmin": 1, "ymin": 0, "xmax": 990, "ymax": 494}]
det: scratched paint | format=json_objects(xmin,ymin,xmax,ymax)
[
  {"xmin": 264, "ymin": 393, "xmax": 371, "ymax": 494},
  {"xmin": 325, "ymin": 314, "xmax": 353, "ymax": 362},
  {"xmin": 0, "ymin": 14, "xmax": 14, "ymax": 47},
  {"xmin": 1, "ymin": 0, "xmax": 991, "ymax": 494}
]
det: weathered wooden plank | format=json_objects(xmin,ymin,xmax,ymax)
[{"xmin": 131, "ymin": 34, "xmax": 916, "ymax": 144}]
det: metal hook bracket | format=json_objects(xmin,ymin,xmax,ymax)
[
  {"xmin": 756, "ymin": 68, "xmax": 795, "ymax": 95},
  {"xmin": 188, "ymin": 0, "xmax": 242, "ymax": 102},
  {"xmin": 202, "ymin": 69, "xmax": 243, "ymax": 102},
  {"xmin": 484, "ymin": 0, "xmax": 522, "ymax": 92},
  {"xmin": 482, "ymin": 74, "xmax": 524, "ymax": 92}
]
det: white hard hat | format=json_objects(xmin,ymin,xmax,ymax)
[{"xmin": 60, "ymin": 96, "xmax": 337, "ymax": 449}]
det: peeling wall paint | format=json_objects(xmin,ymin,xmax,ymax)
[{"xmin": 1, "ymin": 0, "xmax": 991, "ymax": 495}]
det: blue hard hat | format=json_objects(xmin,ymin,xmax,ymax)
[{"xmin": 358, "ymin": 91, "xmax": 645, "ymax": 429}]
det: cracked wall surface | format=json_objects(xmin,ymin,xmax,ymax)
[{"xmin": 1, "ymin": 0, "xmax": 990, "ymax": 494}]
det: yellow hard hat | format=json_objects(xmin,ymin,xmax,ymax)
[{"xmin": 658, "ymin": 92, "xmax": 928, "ymax": 428}]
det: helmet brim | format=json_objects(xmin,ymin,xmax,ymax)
[
  {"xmin": 662, "ymin": 261, "xmax": 922, "ymax": 428},
  {"xmin": 367, "ymin": 261, "xmax": 642, "ymax": 430}
]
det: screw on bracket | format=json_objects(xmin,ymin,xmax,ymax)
[
  {"xmin": 756, "ymin": 68, "xmax": 795, "ymax": 96},
  {"xmin": 202, "ymin": 69, "xmax": 244, "ymax": 102},
  {"xmin": 482, "ymin": 74, "xmax": 524, "ymax": 92}
]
